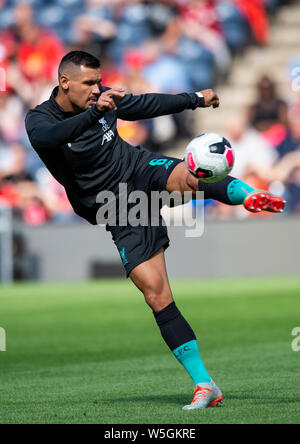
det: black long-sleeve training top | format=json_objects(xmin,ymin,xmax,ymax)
[{"xmin": 25, "ymin": 86, "xmax": 205, "ymax": 224}]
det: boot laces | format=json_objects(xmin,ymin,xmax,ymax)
[{"xmin": 191, "ymin": 386, "xmax": 212, "ymax": 404}]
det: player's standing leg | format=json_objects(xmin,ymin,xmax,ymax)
[{"xmin": 130, "ymin": 248, "xmax": 223, "ymax": 410}]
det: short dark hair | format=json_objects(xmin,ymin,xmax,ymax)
[{"xmin": 58, "ymin": 51, "xmax": 101, "ymax": 77}]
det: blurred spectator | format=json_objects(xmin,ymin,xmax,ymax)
[
  {"xmin": 16, "ymin": 181, "xmax": 51, "ymax": 226},
  {"xmin": 233, "ymin": 0, "xmax": 270, "ymax": 45},
  {"xmin": 34, "ymin": 170, "xmax": 77, "ymax": 223},
  {"xmin": 0, "ymin": 91, "xmax": 24, "ymax": 142},
  {"xmin": 277, "ymin": 106, "xmax": 300, "ymax": 159},
  {"xmin": 0, "ymin": 141, "xmax": 31, "ymax": 183},
  {"xmin": 284, "ymin": 166, "xmax": 300, "ymax": 213},
  {"xmin": 225, "ymin": 114, "xmax": 277, "ymax": 179},
  {"xmin": 217, "ymin": 1, "xmax": 249, "ymax": 51},
  {"xmin": 71, "ymin": 0, "xmax": 117, "ymax": 53},
  {"xmin": 164, "ymin": 0, "xmax": 231, "ymax": 87},
  {"xmin": 270, "ymin": 151, "xmax": 300, "ymax": 213},
  {"xmin": 248, "ymin": 75, "xmax": 288, "ymax": 146},
  {"xmin": 141, "ymin": 40, "xmax": 191, "ymax": 93},
  {"xmin": 17, "ymin": 22, "xmax": 65, "ymax": 83},
  {"xmin": 1, "ymin": 2, "xmax": 64, "ymax": 81}
]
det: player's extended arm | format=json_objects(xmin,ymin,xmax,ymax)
[
  {"xmin": 25, "ymin": 105, "xmax": 105, "ymax": 149},
  {"xmin": 116, "ymin": 90, "xmax": 219, "ymax": 121}
]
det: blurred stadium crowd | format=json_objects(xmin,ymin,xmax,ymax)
[{"xmin": 0, "ymin": 0, "xmax": 299, "ymax": 225}]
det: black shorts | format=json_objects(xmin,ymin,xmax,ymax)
[{"xmin": 106, "ymin": 148, "xmax": 183, "ymax": 277}]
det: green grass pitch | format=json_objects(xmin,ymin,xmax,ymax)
[{"xmin": 0, "ymin": 277, "xmax": 300, "ymax": 424}]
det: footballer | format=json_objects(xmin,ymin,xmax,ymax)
[{"xmin": 25, "ymin": 51, "xmax": 286, "ymax": 410}]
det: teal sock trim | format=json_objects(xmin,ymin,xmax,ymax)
[
  {"xmin": 172, "ymin": 340, "xmax": 211, "ymax": 385},
  {"xmin": 227, "ymin": 179, "xmax": 256, "ymax": 205}
]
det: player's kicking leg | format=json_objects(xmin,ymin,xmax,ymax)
[
  {"xmin": 129, "ymin": 248, "xmax": 224, "ymax": 410},
  {"xmin": 166, "ymin": 162, "xmax": 286, "ymax": 214}
]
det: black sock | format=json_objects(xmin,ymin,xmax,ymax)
[
  {"xmin": 153, "ymin": 302, "xmax": 196, "ymax": 351},
  {"xmin": 198, "ymin": 175, "xmax": 237, "ymax": 205}
]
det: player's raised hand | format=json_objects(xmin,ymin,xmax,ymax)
[
  {"xmin": 201, "ymin": 89, "xmax": 220, "ymax": 109},
  {"xmin": 96, "ymin": 88, "xmax": 126, "ymax": 112}
]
